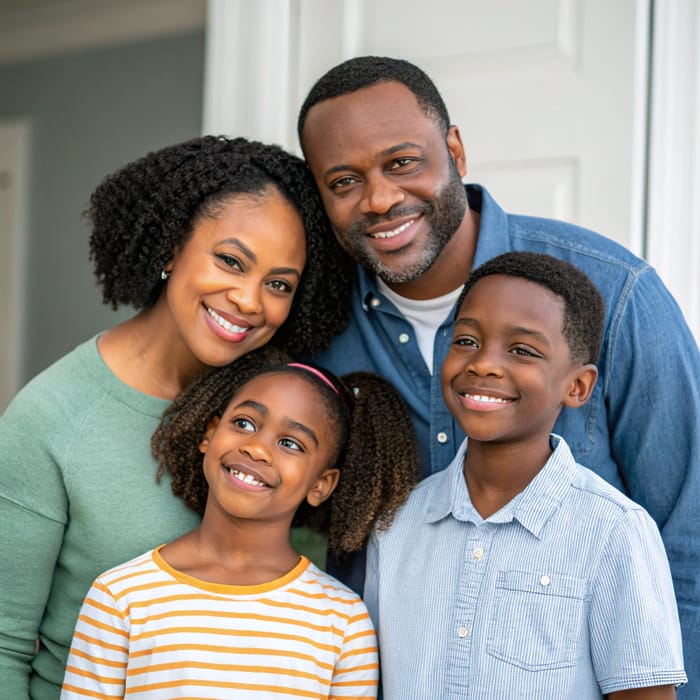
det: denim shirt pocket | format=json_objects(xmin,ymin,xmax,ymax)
[{"xmin": 486, "ymin": 569, "xmax": 587, "ymax": 671}]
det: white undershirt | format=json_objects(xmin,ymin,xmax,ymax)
[{"xmin": 377, "ymin": 278, "xmax": 463, "ymax": 373}]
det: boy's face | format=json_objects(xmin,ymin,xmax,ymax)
[{"xmin": 441, "ymin": 275, "xmax": 589, "ymax": 446}]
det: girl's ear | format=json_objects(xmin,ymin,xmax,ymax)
[
  {"xmin": 306, "ymin": 468, "xmax": 341, "ymax": 507},
  {"xmin": 198, "ymin": 416, "xmax": 220, "ymax": 454},
  {"xmin": 563, "ymin": 364, "xmax": 598, "ymax": 408}
]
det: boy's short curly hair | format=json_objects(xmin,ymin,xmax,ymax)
[
  {"xmin": 87, "ymin": 135, "xmax": 352, "ymax": 356},
  {"xmin": 458, "ymin": 251, "xmax": 605, "ymax": 365},
  {"xmin": 298, "ymin": 55, "xmax": 451, "ymax": 147}
]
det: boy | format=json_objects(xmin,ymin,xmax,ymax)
[{"xmin": 364, "ymin": 252, "xmax": 686, "ymax": 699}]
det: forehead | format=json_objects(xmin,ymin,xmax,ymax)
[
  {"xmin": 302, "ymin": 82, "xmax": 443, "ymax": 169},
  {"xmin": 459, "ymin": 275, "xmax": 566, "ymax": 334},
  {"xmin": 229, "ymin": 372, "xmax": 332, "ymax": 423}
]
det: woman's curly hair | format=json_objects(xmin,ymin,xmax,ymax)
[
  {"xmin": 87, "ymin": 135, "xmax": 352, "ymax": 356},
  {"xmin": 153, "ymin": 346, "xmax": 420, "ymax": 555}
]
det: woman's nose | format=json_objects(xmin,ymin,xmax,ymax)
[{"xmin": 226, "ymin": 283, "xmax": 262, "ymax": 314}]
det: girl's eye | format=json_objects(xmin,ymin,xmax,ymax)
[
  {"xmin": 232, "ymin": 417, "xmax": 255, "ymax": 432},
  {"xmin": 217, "ymin": 253, "xmax": 243, "ymax": 271},
  {"xmin": 279, "ymin": 437, "xmax": 303, "ymax": 452},
  {"xmin": 267, "ymin": 279, "xmax": 293, "ymax": 294}
]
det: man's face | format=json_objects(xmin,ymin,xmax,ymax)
[{"xmin": 301, "ymin": 82, "xmax": 468, "ymax": 285}]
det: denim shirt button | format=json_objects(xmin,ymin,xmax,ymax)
[
  {"xmin": 437, "ymin": 432, "xmax": 448, "ymax": 444},
  {"xmin": 398, "ymin": 333, "xmax": 410, "ymax": 344},
  {"xmin": 370, "ymin": 296, "xmax": 381, "ymax": 308}
]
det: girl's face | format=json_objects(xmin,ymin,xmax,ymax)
[
  {"xmin": 164, "ymin": 188, "xmax": 306, "ymax": 369},
  {"xmin": 199, "ymin": 372, "xmax": 340, "ymax": 527}
]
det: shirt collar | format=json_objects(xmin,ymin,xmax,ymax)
[{"xmin": 423, "ymin": 435, "xmax": 578, "ymax": 539}]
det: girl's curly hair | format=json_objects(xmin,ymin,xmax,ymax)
[
  {"xmin": 152, "ymin": 346, "xmax": 420, "ymax": 555},
  {"xmin": 87, "ymin": 135, "xmax": 352, "ymax": 356}
]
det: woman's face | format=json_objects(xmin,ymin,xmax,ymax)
[{"xmin": 164, "ymin": 187, "xmax": 306, "ymax": 368}]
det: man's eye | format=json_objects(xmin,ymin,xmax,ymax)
[
  {"xmin": 330, "ymin": 176, "xmax": 357, "ymax": 190},
  {"xmin": 389, "ymin": 157, "xmax": 415, "ymax": 170}
]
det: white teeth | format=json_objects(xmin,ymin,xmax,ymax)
[
  {"xmin": 226, "ymin": 467, "xmax": 267, "ymax": 487},
  {"xmin": 207, "ymin": 307, "xmax": 248, "ymax": 334},
  {"xmin": 370, "ymin": 220, "xmax": 413, "ymax": 239},
  {"xmin": 464, "ymin": 393, "xmax": 511, "ymax": 404}
]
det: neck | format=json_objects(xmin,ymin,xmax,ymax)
[
  {"xmin": 463, "ymin": 435, "xmax": 553, "ymax": 519},
  {"xmin": 98, "ymin": 298, "xmax": 209, "ymax": 399}
]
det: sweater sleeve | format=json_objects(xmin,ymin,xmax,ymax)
[
  {"xmin": 0, "ymin": 383, "xmax": 70, "ymax": 699},
  {"xmin": 329, "ymin": 598, "xmax": 379, "ymax": 699},
  {"xmin": 60, "ymin": 579, "xmax": 128, "ymax": 698}
]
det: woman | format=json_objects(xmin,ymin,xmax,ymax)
[{"xmin": 0, "ymin": 135, "xmax": 351, "ymax": 698}]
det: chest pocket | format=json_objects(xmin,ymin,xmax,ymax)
[{"xmin": 487, "ymin": 569, "xmax": 587, "ymax": 671}]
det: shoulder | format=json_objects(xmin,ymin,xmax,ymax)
[{"xmin": 299, "ymin": 561, "xmax": 369, "ymax": 610}]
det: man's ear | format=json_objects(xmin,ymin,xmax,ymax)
[
  {"xmin": 306, "ymin": 468, "xmax": 341, "ymax": 507},
  {"xmin": 198, "ymin": 416, "xmax": 220, "ymax": 454},
  {"xmin": 563, "ymin": 365, "xmax": 598, "ymax": 408},
  {"xmin": 446, "ymin": 124, "xmax": 467, "ymax": 178}
]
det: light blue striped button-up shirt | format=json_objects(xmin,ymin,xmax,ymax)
[{"xmin": 365, "ymin": 436, "xmax": 687, "ymax": 699}]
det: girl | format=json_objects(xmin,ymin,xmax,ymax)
[
  {"xmin": 0, "ymin": 136, "xmax": 352, "ymax": 698},
  {"xmin": 61, "ymin": 350, "xmax": 419, "ymax": 698}
]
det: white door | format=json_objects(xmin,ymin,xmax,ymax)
[{"xmin": 0, "ymin": 120, "xmax": 29, "ymax": 412}]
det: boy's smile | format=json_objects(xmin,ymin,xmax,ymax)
[{"xmin": 442, "ymin": 275, "xmax": 583, "ymax": 447}]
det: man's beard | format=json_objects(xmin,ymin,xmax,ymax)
[{"xmin": 338, "ymin": 163, "xmax": 467, "ymax": 284}]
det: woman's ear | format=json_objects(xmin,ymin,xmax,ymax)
[
  {"xmin": 563, "ymin": 364, "xmax": 598, "ymax": 408},
  {"xmin": 306, "ymin": 468, "xmax": 341, "ymax": 507},
  {"xmin": 199, "ymin": 416, "xmax": 220, "ymax": 454}
]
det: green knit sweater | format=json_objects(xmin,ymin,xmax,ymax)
[{"xmin": 0, "ymin": 336, "xmax": 200, "ymax": 699}]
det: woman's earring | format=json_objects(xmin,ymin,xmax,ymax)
[{"xmin": 161, "ymin": 270, "xmax": 170, "ymax": 280}]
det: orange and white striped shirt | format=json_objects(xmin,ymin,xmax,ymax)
[{"xmin": 60, "ymin": 547, "xmax": 378, "ymax": 699}]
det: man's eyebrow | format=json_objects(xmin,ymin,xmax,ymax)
[{"xmin": 323, "ymin": 142, "xmax": 424, "ymax": 178}]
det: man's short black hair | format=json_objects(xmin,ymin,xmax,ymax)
[
  {"xmin": 298, "ymin": 55, "xmax": 451, "ymax": 147},
  {"xmin": 458, "ymin": 252, "xmax": 605, "ymax": 365}
]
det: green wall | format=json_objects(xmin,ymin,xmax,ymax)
[{"xmin": 0, "ymin": 31, "xmax": 205, "ymax": 385}]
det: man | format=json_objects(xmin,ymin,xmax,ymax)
[{"xmin": 297, "ymin": 56, "xmax": 699, "ymax": 692}]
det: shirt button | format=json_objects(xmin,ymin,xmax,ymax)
[
  {"xmin": 540, "ymin": 575, "xmax": 551, "ymax": 586},
  {"xmin": 472, "ymin": 546, "xmax": 484, "ymax": 559},
  {"xmin": 370, "ymin": 297, "xmax": 381, "ymax": 308},
  {"xmin": 457, "ymin": 626, "xmax": 470, "ymax": 638},
  {"xmin": 437, "ymin": 432, "xmax": 448, "ymax": 444},
  {"xmin": 398, "ymin": 332, "xmax": 410, "ymax": 344}
]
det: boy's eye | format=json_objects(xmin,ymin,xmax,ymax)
[
  {"xmin": 453, "ymin": 336, "xmax": 478, "ymax": 348},
  {"xmin": 511, "ymin": 346, "xmax": 541, "ymax": 358},
  {"xmin": 279, "ymin": 437, "xmax": 303, "ymax": 451},
  {"xmin": 232, "ymin": 417, "xmax": 255, "ymax": 431}
]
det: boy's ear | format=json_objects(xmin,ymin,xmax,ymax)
[
  {"xmin": 563, "ymin": 364, "xmax": 598, "ymax": 408},
  {"xmin": 306, "ymin": 468, "xmax": 341, "ymax": 507},
  {"xmin": 198, "ymin": 416, "xmax": 220, "ymax": 453}
]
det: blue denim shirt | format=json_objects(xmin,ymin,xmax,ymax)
[
  {"xmin": 364, "ymin": 436, "xmax": 687, "ymax": 699},
  {"xmin": 312, "ymin": 185, "xmax": 700, "ymax": 691}
]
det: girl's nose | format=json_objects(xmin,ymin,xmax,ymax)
[{"xmin": 240, "ymin": 438, "xmax": 271, "ymax": 463}]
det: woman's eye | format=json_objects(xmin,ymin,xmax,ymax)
[
  {"xmin": 232, "ymin": 417, "xmax": 255, "ymax": 432},
  {"xmin": 267, "ymin": 279, "xmax": 293, "ymax": 294},
  {"xmin": 279, "ymin": 437, "xmax": 303, "ymax": 451},
  {"xmin": 217, "ymin": 253, "xmax": 243, "ymax": 271}
]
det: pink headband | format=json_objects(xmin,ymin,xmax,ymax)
[{"xmin": 287, "ymin": 363, "xmax": 340, "ymax": 395}]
